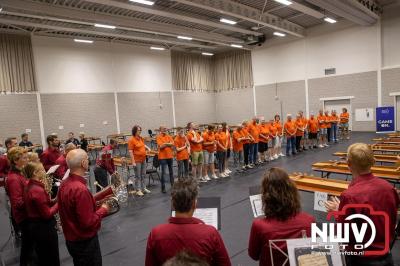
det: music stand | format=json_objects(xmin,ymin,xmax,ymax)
[{"xmin": 268, "ymin": 230, "xmax": 307, "ymax": 266}]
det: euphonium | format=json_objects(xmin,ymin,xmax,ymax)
[{"xmin": 93, "ymin": 171, "xmax": 128, "ymax": 216}]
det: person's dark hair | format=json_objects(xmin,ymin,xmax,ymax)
[
  {"xmin": 187, "ymin": 122, "xmax": 193, "ymax": 130},
  {"xmin": 221, "ymin": 122, "xmax": 227, "ymax": 131},
  {"xmin": 46, "ymin": 135, "xmax": 57, "ymax": 145},
  {"xmin": 274, "ymin": 114, "xmax": 280, "ymax": 120},
  {"xmin": 21, "ymin": 133, "xmax": 28, "ymax": 139},
  {"xmin": 261, "ymin": 167, "xmax": 301, "ymax": 221},
  {"xmin": 342, "ymin": 108, "xmax": 347, "ymax": 112},
  {"xmin": 171, "ymin": 178, "xmax": 198, "ymax": 213},
  {"xmin": 5, "ymin": 137, "xmax": 15, "ymax": 148},
  {"xmin": 131, "ymin": 125, "xmax": 141, "ymax": 136},
  {"xmin": 163, "ymin": 251, "xmax": 209, "ymax": 266},
  {"xmin": 109, "ymin": 139, "xmax": 117, "ymax": 145},
  {"xmin": 207, "ymin": 125, "xmax": 215, "ymax": 131}
]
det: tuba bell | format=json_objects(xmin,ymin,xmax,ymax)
[{"xmin": 93, "ymin": 171, "xmax": 128, "ymax": 216}]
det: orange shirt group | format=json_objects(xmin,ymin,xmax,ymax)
[
  {"xmin": 128, "ymin": 136, "xmax": 147, "ymax": 163},
  {"xmin": 174, "ymin": 135, "xmax": 189, "ymax": 161}
]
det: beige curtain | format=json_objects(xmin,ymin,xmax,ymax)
[
  {"xmin": 214, "ymin": 50, "xmax": 253, "ymax": 92},
  {"xmin": 171, "ymin": 51, "xmax": 214, "ymax": 92},
  {"xmin": 0, "ymin": 34, "xmax": 36, "ymax": 93},
  {"xmin": 171, "ymin": 50, "xmax": 253, "ymax": 92}
]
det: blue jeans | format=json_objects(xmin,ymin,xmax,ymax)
[
  {"xmin": 160, "ymin": 158, "xmax": 174, "ymax": 191},
  {"xmin": 252, "ymin": 143, "xmax": 258, "ymax": 163},
  {"xmin": 248, "ymin": 143, "xmax": 255, "ymax": 164},
  {"xmin": 286, "ymin": 137, "xmax": 296, "ymax": 155},
  {"xmin": 331, "ymin": 124, "xmax": 338, "ymax": 141}
]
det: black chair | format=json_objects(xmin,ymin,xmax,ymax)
[{"xmin": 146, "ymin": 154, "xmax": 160, "ymax": 186}]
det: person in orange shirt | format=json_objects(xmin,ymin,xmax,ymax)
[
  {"xmin": 307, "ymin": 114, "xmax": 319, "ymax": 149},
  {"xmin": 299, "ymin": 111, "xmax": 308, "ymax": 151},
  {"xmin": 258, "ymin": 119, "xmax": 270, "ymax": 163},
  {"xmin": 325, "ymin": 110, "xmax": 332, "ymax": 144},
  {"xmin": 330, "ymin": 110, "xmax": 340, "ymax": 143},
  {"xmin": 157, "ymin": 125, "xmax": 175, "ymax": 193},
  {"xmin": 284, "ymin": 114, "xmax": 297, "ymax": 156},
  {"xmin": 186, "ymin": 122, "xmax": 204, "ymax": 182},
  {"xmin": 295, "ymin": 113, "xmax": 305, "ymax": 152},
  {"xmin": 268, "ymin": 119, "xmax": 278, "ymax": 160},
  {"xmin": 242, "ymin": 121, "xmax": 254, "ymax": 169},
  {"xmin": 202, "ymin": 125, "xmax": 217, "ymax": 180},
  {"xmin": 317, "ymin": 110, "xmax": 328, "ymax": 148},
  {"xmin": 222, "ymin": 123, "xmax": 232, "ymax": 175},
  {"xmin": 174, "ymin": 128, "xmax": 190, "ymax": 179},
  {"xmin": 128, "ymin": 125, "xmax": 151, "ymax": 196},
  {"xmin": 273, "ymin": 115, "xmax": 284, "ymax": 158},
  {"xmin": 232, "ymin": 124, "xmax": 248, "ymax": 172},
  {"xmin": 248, "ymin": 118, "xmax": 260, "ymax": 165},
  {"xmin": 215, "ymin": 125, "xmax": 229, "ymax": 178},
  {"xmin": 340, "ymin": 108, "xmax": 350, "ymax": 140}
]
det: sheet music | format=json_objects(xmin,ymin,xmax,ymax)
[
  {"xmin": 249, "ymin": 194, "xmax": 263, "ymax": 218},
  {"xmin": 314, "ymin": 192, "xmax": 336, "ymax": 213},
  {"xmin": 47, "ymin": 165, "xmax": 60, "ymax": 175},
  {"xmin": 62, "ymin": 169, "xmax": 70, "ymax": 180},
  {"xmin": 172, "ymin": 208, "xmax": 219, "ymax": 230}
]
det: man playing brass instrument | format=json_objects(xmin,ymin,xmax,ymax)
[{"xmin": 58, "ymin": 149, "xmax": 109, "ymax": 266}]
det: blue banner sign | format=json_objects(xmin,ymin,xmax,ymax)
[{"xmin": 376, "ymin": 106, "xmax": 395, "ymax": 133}]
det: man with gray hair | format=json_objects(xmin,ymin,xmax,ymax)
[{"xmin": 58, "ymin": 149, "xmax": 109, "ymax": 266}]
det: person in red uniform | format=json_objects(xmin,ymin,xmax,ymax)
[
  {"xmin": 145, "ymin": 178, "xmax": 231, "ymax": 266},
  {"xmin": 94, "ymin": 139, "xmax": 117, "ymax": 192},
  {"xmin": 157, "ymin": 125, "xmax": 175, "ymax": 193},
  {"xmin": 248, "ymin": 168, "xmax": 315, "ymax": 266},
  {"xmin": 325, "ymin": 143, "xmax": 399, "ymax": 266},
  {"xmin": 0, "ymin": 137, "xmax": 17, "ymax": 187},
  {"xmin": 5, "ymin": 147, "xmax": 31, "ymax": 265},
  {"xmin": 23, "ymin": 162, "xmax": 59, "ymax": 266},
  {"xmin": 54, "ymin": 143, "xmax": 76, "ymax": 180},
  {"xmin": 40, "ymin": 135, "xmax": 61, "ymax": 171},
  {"xmin": 58, "ymin": 149, "xmax": 109, "ymax": 266}
]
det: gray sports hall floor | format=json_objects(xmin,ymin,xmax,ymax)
[{"xmin": 0, "ymin": 132, "xmax": 399, "ymax": 266}]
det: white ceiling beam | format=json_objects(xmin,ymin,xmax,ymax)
[
  {"xmin": 170, "ymin": 0, "xmax": 305, "ymax": 37},
  {"xmin": 82, "ymin": 0, "xmax": 263, "ymax": 36},
  {"xmin": 289, "ymin": 1, "xmax": 325, "ymax": 19},
  {"xmin": 0, "ymin": 0, "xmax": 243, "ymax": 45},
  {"xmin": 0, "ymin": 17, "xmax": 221, "ymax": 49}
]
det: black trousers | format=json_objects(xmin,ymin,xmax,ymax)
[
  {"xmin": 28, "ymin": 218, "xmax": 60, "ymax": 266},
  {"xmin": 243, "ymin": 143, "xmax": 250, "ymax": 165},
  {"xmin": 19, "ymin": 220, "xmax": 35, "ymax": 266},
  {"xmin": 160, "ymin": 158, "xmax": 174, "ymax": 190},
  {"xmin": 346, "ymin": 253, "xmax": 393, "ymax": 266},
  {"xmin": 94, "ymin": 166, "xmax": 109, "ymax": 192},
  {"xmin": 327, "ymin": 127, "xmax": 331, "ymax": 142},
  {"xmin": 66, "ymin": 235, "xmax": 102, "ymax": 266},
  {"xmin": 295, "ymin": 136, "xmax": 302, "ymax": 151}
]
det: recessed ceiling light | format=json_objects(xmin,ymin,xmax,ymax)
[
  {"xmin": 324, "ymin": 17, "xmax": 337, "ymax": 23},
  {"xmin": 94, "ymin": 23, "xmax": 116, "ymax": 29},
  {"xmin": 177, "ymin": 36, "xmax": 192, "ymax": 40},
  {"xmin": 74, "ymin": 39, "xmax": 93, "ymax": 44},
  {"xmin": 220, "ymin": 18, "xmax": 237, "ymax": 25},
  {"xmin": 273, "ymin": 32, "xmax": 286, "ymax": 37},
  {"xmin": 202, "ymin": 52, "xmax": 214, "ymax": 56},
  {"xmin": 150, "ymin": 46, "xmax": 166, "ymax": 50},
  {"xmin": 230, "ymin": 44, "xmax": 243, "ymax": 48},
  {"xmin": 274, "ymin": 0, "xmax": 292, "ymax": 5},
  {"xmin": 129, "ymin": 0, "xmax": 154, "ymax": 5}
]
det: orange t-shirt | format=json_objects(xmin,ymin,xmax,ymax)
[
  {"xmin": 232, "ymin": 130, "xmax": 244, "ymax": 152},
  {"xmin": 226, "ymin": 130, "xmax": 232, "ymax": 149},
  {"xmin": 241, "ymin": 128, "xmax": 251, "ymax": 144},
  {"xmin": 128, "ymin": 136, "xmax": 146, "ymax": 163},
  {"xmin": 301, "ymin": 117, "xmax": 308, "ymax": 130},
  {"xmin": 330, "ymin": 114, "xmax": 339, "ymax": 124},
  {"xmin": 259, "ymin": 125, "xmax": 270, "ymax": 143},
  {"xmin": 284, "ymin": 120, "xmax": 297, "ymax": 136},
  {"xmin": 215, "ymin": 132, "xmax": 228, "ymax": 152},
  {"xmin": 202, "ymin": 131, "xmax": 216, "ymax": 153},
  {"xmin": 273, "ymin": 121, "xmax": 283, "ymax": 136},
  {"xmin": 174, "ymin": 135, "xmax": 189, "ymax": 161},
  {"xmin": 340, "ymin": 112, "xmax": 349, "ymax": 123},
  {"xmin": 156, "ymin": 133, "xmax": 174, "ymax": 160},
  {"xmin": 308, "ymin": 118, "xmax": 319, "ymax": 133},
  {"xmin": 187, "ymin": 131, "xmax": 202, "ymax": 152},
  {"xmin": 269, "ymin": 123, "xmax": 277, "ymax": 137},
  {"xmin": 317, "ymin": 115, "xmax": 327, "ymax": 129},
  {"xmin": 248, "ymin": 123, "xmax": 260, "ymax": 143},
  {"xmin": 325, "ymin": 115, "xmax": 332, "ymax": 128},
  {"xmin": 295, "ymin": 119, "xmax": 304, "ymax": 136}
]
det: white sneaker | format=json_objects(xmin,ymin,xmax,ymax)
[
  {"xmin": 136, "ymin": 190, "xmax": 144, "ymax": 197},
  {"xmin": 248, "ymin": 164, "xmax": 254, "ymax": 169},
  {"xmin": 274, "ymin": 154, "xmax": 279, "ymax": 159},
  {"xmin": 204, "ymin": 175, "xmax": 211, "ymax": 181},
  {"xmin": 318, "ymin": 144, "xmax": 323, "ymax": 148},
  {"xmin": 212, "ymin": 174, "xmax": 219, "ymax": 179},
  {"xmin": 324, "ymin": 144, "xmax": 329, "ymax": 147},
  {"xmin": 220, "ymin": 173, "xmax": 226, "ymax": 178},
  {"xmin": 279, "ymin": 153, "xmax": 285, "ymax": 157},
  {"xmin": 199, "ymin": 177, "xmax": 207, "ymax": 183},
  {"xmin": 143, "ymin": 188, "xmax": 151, "ymax": 194},
  {"xmin": 226, "ymin": 169, "xmax": 232, "ymax": 174},
  {"xmin": 269, "ymin": 156, "xmax": 274, "ymax": 161}
]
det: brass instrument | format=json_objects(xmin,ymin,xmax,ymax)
[{"xmin": 93, "ymin": 171, "xmax": 128, "ymax": 216}]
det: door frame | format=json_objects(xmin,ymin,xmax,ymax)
[
  {"xmin": 320, "ymin": 96, "xmax": 354, "ymax": 131},
  {"xmin": 389, "ymin": 92, "xmax": 400, "ymax": 131}
]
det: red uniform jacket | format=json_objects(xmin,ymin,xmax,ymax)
[
  {"xmin": 146, "ymin": 217, "xmax": 231, "ymax": 266},
  {"xmin": 54, "ymin": 154, "xmax": 68, "ymax": 180},
  {"xmin": 57, "ymin": 173, "xmax": 108, "ymax": 242},
  {"xmin": 24, "ymin": 179, "xmax": 58, "ymax": 221},
  {"xmin": 5, "ymin": 170, "xmax": 29, "ymax": 224},
  {"xmin": 40, "ymin": 148, "xmax": 62, "ymax": 171},
  {"xmin": 0, "ymin": 154, "xmax": 9, "ymax": 187},
  {"xmin": 96, "ymin": 145, "xmax": 115, "ymax": 175}
]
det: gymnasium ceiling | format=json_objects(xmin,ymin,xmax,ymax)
[{"xmin": 0, "ymin": 0, "xmax": 395, "ymax": 54}]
